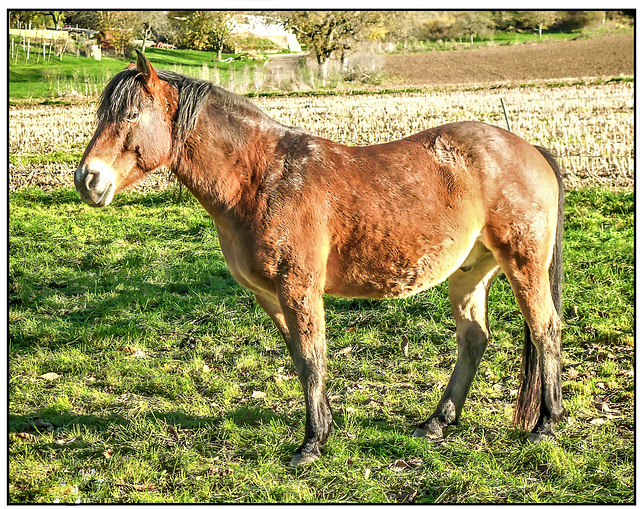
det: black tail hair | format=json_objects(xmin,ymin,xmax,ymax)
[{"xmin": 513, "ymin": 146, "xmax": 564, "ymax": 431}]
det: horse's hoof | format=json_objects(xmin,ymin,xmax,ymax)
[
  {"xmin": 413, "ymin": 421, "xmax": 443, "ymax": 440},
  {"xmin": 527, "ymin": 432, "xmax": 553, "ymax": 443},
  {"xmin": 289, "ymin": 452, "xmax": 320, "ymax": 467}
]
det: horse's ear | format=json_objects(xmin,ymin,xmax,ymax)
[{"xmin": 135, "ymin": 49, "xmax": 161, "ymax": 95}]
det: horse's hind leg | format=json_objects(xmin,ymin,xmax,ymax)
[
  {"xmin": 414, "ymin": 247, "xmax": 500, "ymax": 439},
  {"xmin": 498, "ymin": 258, "xmax": 564, "ymax": 440},
  {"xmin": 484, "ymin": 219, "xmax": 564, "ymax": 440}
]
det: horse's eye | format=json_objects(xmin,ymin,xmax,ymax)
[{"xmin": 125, "ymin": 109, "xmax": 140, "ymax": 123}]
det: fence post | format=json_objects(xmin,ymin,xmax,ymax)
[{"xmin": 500, "ymin": 97, "xmax": 511, "ymax": 132}]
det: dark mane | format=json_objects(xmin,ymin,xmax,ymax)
[{"xmin": 97, "ymin": 68, "xmax": 273, "ymax": 145}]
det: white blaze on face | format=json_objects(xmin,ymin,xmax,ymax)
[{"xmin": 75, "ymin": 159, "xmax": 118, "ymax": 207}]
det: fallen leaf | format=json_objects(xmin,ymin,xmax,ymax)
[
  {"xmin": 202, "ymin": 365, "xmax": 212, "ymax": 373},
  {"xmin": 251, "ymin": 390, "xmax": 266, "ymax": 399},
  {"xmin": 39, "ymin": 372, "xmax": 60, "ymax": 381},
  {"xmin": 589, "ymin": 418, "xmax": 607, "ymax": 425},
  {"xmin": 14, "ymin": 432, "xmax": 36, "ymax": 440},
  {"xmin": 337, "ymin": 346, "xmax": 353, "ymax": 356},
  {"xmin": 208, "ymin": 466, "xmax": 232, "ymax": 476},
  {"xmin": 363, "ymin": 398, "xmax": 382, "ymax": 406},
  {"xmin": 567, "ymin": 367, "xmax": 580, "ymax": 380},
  {"xmin": 389, "ymin": 458, "xmax": 423, "ymax": 472},
  {"xmin": 595, "ymin": 401, "xmax": 611, "ymax": 413},
  {"xmin": 345, "ymin": 458, "xmax": 354, "ymax": 466},
  {"xmin": 167, "ymin": 425, "xmax": 180, "ymax": 440},
  {"xmin": 394, "ymin": 489, "xmax": 418, "ymax": 503},
  {"xmin": 401, "ymin": 336, "xmax": 410, "ymax": 357},
  {"xmin": 104, "ymin": 449, "xmax": 113, "ymax": 459},
  {"xmin": 344, "ymin": 431, "xmax": 356, "ymax": 439},
  {"xmin": 122, "ymin": 346, "xmax": 146, "ymax": 357},
  {"xmin": 364, "ymin": 468, "xmax": 371, "ymax": 480}
]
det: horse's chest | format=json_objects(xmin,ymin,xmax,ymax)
[{"xmin": 217, "ymin": 230, "xmax": 277, "ymax": 296}]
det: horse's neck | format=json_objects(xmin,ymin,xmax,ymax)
[{"xmin": 171, "ymin": 117, "xmax": 282, "ymax": 231}]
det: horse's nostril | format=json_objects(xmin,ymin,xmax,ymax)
[{"xmin": 85, "ymin": 170, "xmax": 100, "ymax": 190}]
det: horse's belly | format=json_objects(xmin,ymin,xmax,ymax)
[{"xmin": 325, "ymin": 226, "xmax": 480, "ymax": 299}]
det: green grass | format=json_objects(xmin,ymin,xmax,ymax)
[
  {"xmin": 9, "ymin": 186, "xmax": 634, "ymax": 503},
  {"xmin": 8, "ymin": 42, "xmax": 260, "ymax": 101}
]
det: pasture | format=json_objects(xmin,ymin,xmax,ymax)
[
  {"xmin": 8, "ymin": 186, "xmax": 634, "ymax": 503},
  {"xmin": 8, "ymin": 57, "xmax": 634, "ymax": 501}
]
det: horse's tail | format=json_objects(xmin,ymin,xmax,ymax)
[{"xmin": 513, "ymin": 146, "xmax": 564, "ymax": 431}]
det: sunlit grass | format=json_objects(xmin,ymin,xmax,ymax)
[{"xmin": 9, "ymin": 186, "xmax": 634, "ymax": 503}]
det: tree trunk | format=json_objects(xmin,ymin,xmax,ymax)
[
  {"xmin": 316, "ymin": 52, "xmax": 331, "ymax": 82},
  {"xmin": 217, "ymin": 47, "xmax": 222, "ymax": 61},
  {"xmin": 538, "ymin": 24, "xmax": 542, "ymax": 38},
  {"xmin": 142, "ymin": 26, "xmax": 149, "ymax": 53}
]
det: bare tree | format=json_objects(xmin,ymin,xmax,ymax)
[
  {"xmin": 135, "ymin": 11, "xmax": 169, "ymax": 53},
  {"xmin": 515, "ymin": 11, "xmax": 563, "ymax": 38},
  {"xmin": 273, "ymin": 11, "xmax": 380, "ymax": 82},
  {"xmin": 454, "ymin": 11, "xmax": 495, "ymax": 45}
]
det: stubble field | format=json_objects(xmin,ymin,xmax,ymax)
[{"xmin": 8, "ymin": 79, "xmax": 635, "ymax": 191}]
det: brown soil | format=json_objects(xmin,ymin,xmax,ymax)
[{"xmin": 384, "ymin": 34, "xmax": 634, "ymax": 87}]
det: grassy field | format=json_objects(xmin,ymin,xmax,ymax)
[
  {"xmin": 8, "ymin": 186, "xmax": 634, "ymax": 503},
  {"xmin": 8, "ymin": 45, "xmax": 261, "ymax": 101}
]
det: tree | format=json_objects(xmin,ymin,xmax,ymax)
[
  {"xmin": 454, "ymin": 11, "xmax": 495, "ymax": 45},
  {"xmin": 515, "ymin": 11, "xmax": 563, "ymax": 38},
  {"xmin": 209, "ymin": 12, "xmax": 235, "ymax": 61},
  {"xmin": 273, "ymin": 11, "xmax": 380, "ymax": 82},
  {"xmin": 97, "ymin": 11, "xmax": 137, "ymax": 58},
  {"xmin": 9, "ymin": 10, "xmax": 63, "ymax": 30},
  {"xmin": 48, "ymin": 10, "xmax": 64, "ymax": 30},
  {"xmin": 64, "ymin": 10, "xmax": 100, "ymax": 30},
  {"xmin": 134, "ymin": 11, "xmax": 169, "ymax": 53},
  {"xmin": 169, "ymin": 11, "xmax": 235, "ymax": 60}
]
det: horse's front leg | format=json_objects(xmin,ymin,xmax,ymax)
[{"xmin": 270, "ymin": 278, "xmax": 333, "ymax": 466}]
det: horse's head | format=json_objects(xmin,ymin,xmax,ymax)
[{"xmin": 75, "ymin": 50, "xmax": 178, "ymax": 207}]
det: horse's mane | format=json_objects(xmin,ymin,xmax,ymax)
[{"xmin": 97, "ymin": 67, "xmax": 272, "ymax": 145}]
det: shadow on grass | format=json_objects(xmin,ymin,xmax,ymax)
[{"xmin": 9, "ymin": 405, "xmax": 304, "ymax": 462}]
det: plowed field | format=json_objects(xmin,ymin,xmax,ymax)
[{"xmin": 384, "ymin": 34, "xmax": 634, "ymax": 87}]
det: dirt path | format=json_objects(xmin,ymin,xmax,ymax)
[{"xmin": 384, "ymin": 34, "xmax": 634, "ymax": 87}]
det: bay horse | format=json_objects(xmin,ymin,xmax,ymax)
[{"xmin": 75, "ymin": 51, "xmax": 564, "ymax": 466}]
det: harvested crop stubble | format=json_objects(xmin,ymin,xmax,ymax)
[{"xmin": 9, "ymin": 80, "xmax": 633, "ymax": 191}]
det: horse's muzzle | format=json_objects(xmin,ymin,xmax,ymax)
[{"xmin": 74, "ymin": 162, "xmax": 116, "ymax": 207}]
